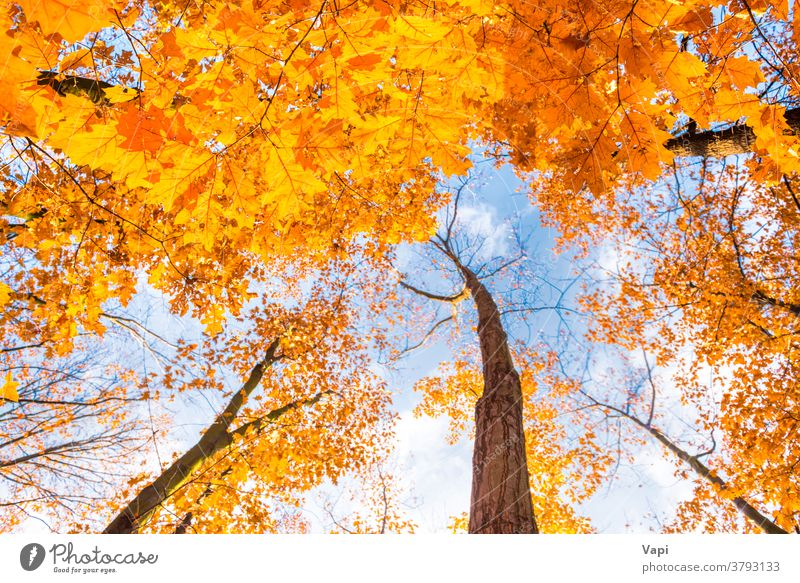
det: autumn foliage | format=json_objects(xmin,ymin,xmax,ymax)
[{"xmin": 1, "ymin": 0, "xmax": 799, "ymax": 533}]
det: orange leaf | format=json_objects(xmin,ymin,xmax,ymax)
[{"xmin": 1, "ymin": 372, "xmax": 19, "ymax": 403}]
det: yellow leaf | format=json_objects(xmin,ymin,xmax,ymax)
[
  {"xmin": 722, "ymin": 57, "xmax": 765, "ymax": 90},
  {"xmin": 670, "ymin": 52, "xmax": 707, "ymax": 77},
  {"xmin": 2, "ymin": 372, "xmax": 19, "ymax": 402},
  {"xmin": 18, "ymin": 0, "xmax": 111, "ymax": 43},
  {"xmin": 394, "ymin": 15, "xmax": 453, "ymax": 41},
  {"xmin": 0, "ymin": 283, "xmax": 11, "ymax": 306}
]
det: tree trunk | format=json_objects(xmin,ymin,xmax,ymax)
[{"xmin": 459, "ymin": 266, "xmax": 537, "ymax": 534}]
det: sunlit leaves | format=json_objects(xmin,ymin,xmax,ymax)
[
  {"xmin": 1, "ymin": 0, "xmax": 799, "ymax": 534},
  {"xmin": 0, "ymin": 0, "xmax": 786, "ymax": 344},
  {"xmin": 1, "ymin": 371, "xmax": 19, "ymax": 402}
]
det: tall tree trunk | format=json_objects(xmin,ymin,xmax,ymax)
[{"xmin": 459, "ymin": 265, "xmax": 537, "ymax": 534}]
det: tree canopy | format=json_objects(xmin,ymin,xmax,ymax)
[{"xmin": 1, "ymin": 0, "xmax": 799, "ymax": 534}]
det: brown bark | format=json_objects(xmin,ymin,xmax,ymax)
[
  {"xmin": 664, "ymin": 107, "xmax": 800, "ymax": 158},
  {"xmin": 458, "ymin": 266, "xmax": 537, "ymax": 534}
]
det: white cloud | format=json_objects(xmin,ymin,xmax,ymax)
[
  {"xmin": 456, "ymin": 204, "xmax": 512, "ymax": 260},
  {"xmin": 394, "ymin": 411, "xmax": 472, "ymax": 532}
]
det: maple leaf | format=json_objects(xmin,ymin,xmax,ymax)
[
  {"xmin": 1, "ymin": 372, "xmax": 19, "ymax": 403},
  {"xmin": 17, "ymin": 0, "xmax": 113, "ymax": 43}
]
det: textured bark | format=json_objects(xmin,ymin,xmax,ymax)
[
  {"xmin": 459, "ymin": 266, "xmax": 537, "ymax": 534},
  {"xmin": 664, "ymin": 107, "xmax": 800, "ymax": 158}
]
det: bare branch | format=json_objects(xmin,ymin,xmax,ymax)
[{"xmin": 399, "ymin": 280, "xmax": 468, "ymax": 303}]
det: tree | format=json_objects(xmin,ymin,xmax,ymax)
[
  {"xmin": 395, "ymin": 177, "xmax": 609, "ymax": 533},
  {"xmin": 101, "ymin": 255, "xmax": 398, "ymax": 534},
  {"xmin": 3, "ymin": 0, "xmax": 799, "ymax": 534},
  {"xmin": 0, "ymin": 340, "xmax": 150, "ymax": 532},
  {"xmin": 570, "ymin": 349, "xmax": 788, "ymax": 534},
  {"xmin": 320, "ymin": 461, "xmax": 418, "ymax": 534},
  {"xmin": 568, "ymin": 159, "xmax": 800, "ymax": 534}
]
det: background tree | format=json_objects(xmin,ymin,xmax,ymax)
[
  {"xmin": 562, "ymin": 348, "xmax": 789, "ymax": 533},
  {"xmin": 393, "ymin": 175, "xmax": 610, "ymax": 533},
  {"xmin": 320, "ymin": 460, "xmax": 419, "ymax": 534},
  {"xmin": 562, "ymin": 160, "xmax": 800, "ymax": 534},
  {"xmin": 102, "ymin": 252, "xmax": 399, "ymax": 534},
  {"xmin": 0, "ymin": 341, "xmax": 150, "ymax": 532}
]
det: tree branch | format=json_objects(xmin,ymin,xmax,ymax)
[
  {"xmin": 103, "ymin": 339, "xmax": 281, "ymax": 534},
  {"xmin": 399, "ymin": 280, "xmax": 468, "ymax": 303},
  {"xmin": 664, "ymin": 107, "xmax": 800, "ymax": 158},
  {"xmin": 228, "ymin": 389, "xmax": 334, "ymax": 440},
  {"xmin": 582, "ymin": 392, "xmax": 787, "ymax": 534}
]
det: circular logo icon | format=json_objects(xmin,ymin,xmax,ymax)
[{"xmin": 20, "ymin": 543, "xmax": 46, "ymax": 571}]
